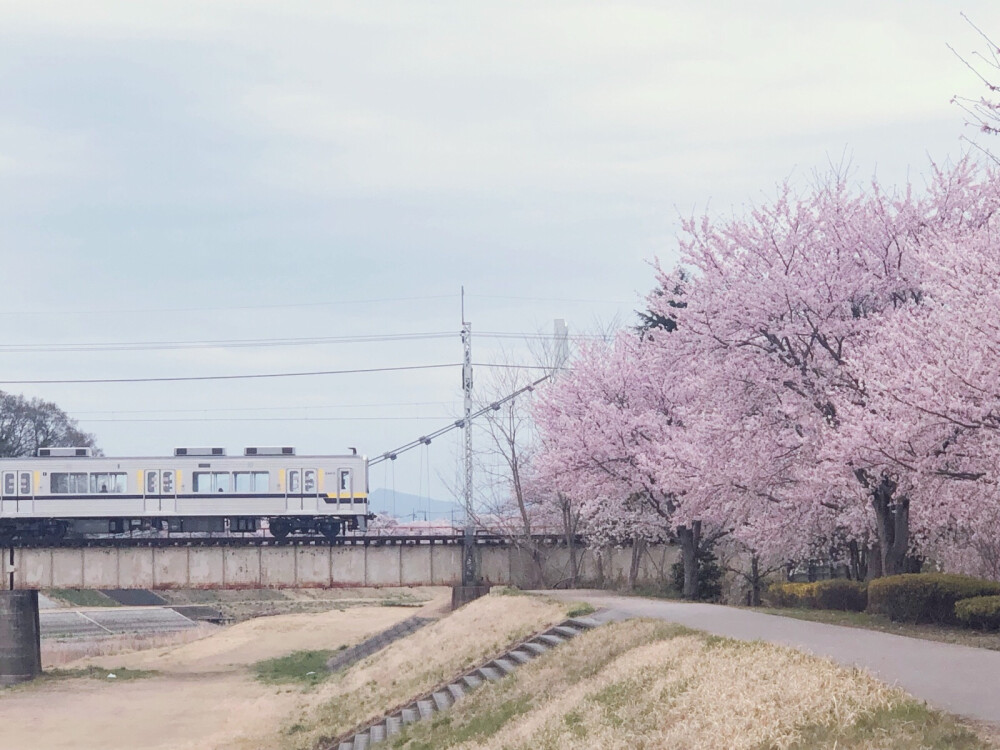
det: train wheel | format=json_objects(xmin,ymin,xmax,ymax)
[
  {"xmin": 269, "ymin": 519, "xmax": 290, "ymax": 539},
  {"xmin": 318, "ymin": 521, "xmax": 341, "ymax": 541}
]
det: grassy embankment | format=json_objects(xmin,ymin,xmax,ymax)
[
  {"xmin": 274, "ymin": 590, "xmax": 576, "ymax": 750},
  {"xmin": 388, "ymin": 618, "xmax": 991, "ymax": 750}
]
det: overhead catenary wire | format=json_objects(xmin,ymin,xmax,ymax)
[
  {"xmin": 0, "ymin": 362, "xmax": 460, "ymax": 385},
  {"xmin": 0, "ymin": 290, "xmax": 631, "ymax": 317},
  {"xmin": 0, "ymin": 330, "xmax": 600, "ymax": 354},
  {"xmin": 0, "ymin": 294, "xmax": 460, "ymax": 317},
  {"xmin": 70, "ymin": 400, "xmax": 454, "ymax": 415},
  {"xmin": 370, "ymin": 373, "xmax": 553, "ymax": 466},
  {"xmin": 74, "ymin": 416, "xmax": 449, "ymax": 423},
  {"xmin": 0, "ymin": 361, "xmax": 559, "ymax": 386}
]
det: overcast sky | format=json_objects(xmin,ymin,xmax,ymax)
[{"xmin": 0, "ymin": 1, "xmax": 997, "ymax": 508}]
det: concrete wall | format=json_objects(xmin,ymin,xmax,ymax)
[{"xmin": 0, "ymin": 542, "xmax": 678, "ymax": 591}]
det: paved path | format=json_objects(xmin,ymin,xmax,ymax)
[{"xmin": 543, "ymin": 590, "xmax": 1000, "ymax": 724}]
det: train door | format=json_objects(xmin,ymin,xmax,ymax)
[
  {"xmin": 143, "ymin": 470, "xmax": 160, "ymax": 513},
  {"xmin": 285, "ymin": 469, "xmax": 318, "ymax": 512},
  {"xmin": 1, "ymin": 471, "xmax": 16, "ymax": 514},
  {"xmin": 302, "ymin": 469, "xmax": 318, "ymax": 513},
  {"xmin": 338, "ymin": 468, "xmax": 353, "ymax": 503},
  {"xmin": 160, "ymin": 470, "xmax": 176, "ymax": 513},
  {"xmin": 285, "ymin": 470, "xmax": 303, "ymax": 512},
  {"xmin": 18, "ymin": 471, "xmax": 32, "ymax": 514}
]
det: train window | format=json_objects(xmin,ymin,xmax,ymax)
[
  {"xmin": 90, "ymin": 473, "xmax": 126, "ymax": 493},
  {"xmin": 162, "ymin": 471, "xmax": 174, "ymax": 494},
  {"xmin": 3, "ymin": 472, "xmax": 14, "ymax": 495},
  {"xmin": 304, "ymin": 470, "xmax": 316, "ymax": 493},
  {"xmin": 339, "ymin": 469, "xmax": 350, "ymax": 493},
  {"xmin": 19, "ymin": 472, "xmax": 32, "ymax": 495},
  {"xmin": 193, "ymin": 472, "xmax": 231, "ymax": 493},
  {"xmin": 50, "ymin": 472, "xmax": 87, "ymax": 493},
  {"xmin": 146, "ymin": 471, "xmax": 158, "ymax": 494},
  {"xmin": 288, "ymin": 470, "xmax": 300, "ymax": 493},
  {"xmin": 234, "ymin": 471, "xmax": 269, "ymax": 493}
]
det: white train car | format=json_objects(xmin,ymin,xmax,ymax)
[{"xmin": 0, "ymin": 446, "xmax": 369, "ymax": 542}]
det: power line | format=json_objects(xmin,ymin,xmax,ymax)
[
  {"xmin": 75, "ymin": 416, "xmax": 448, "ymax": 423},
  {"xmin": 0, "ymin": 294, "xmax": 459, "ymax": 317},
  {"xmin": 371, "ymin": 374, "xmax": 552, "ymax": 466},
  {"xmin": 0, "ymin": 330, "xmax": 599, "ymax": 354},
  {"xmin": 0, "ymin": 332, "xmax": 456, "ymax": 353},
  {"xmin": 0, "ymin": 361, "xmax": 561, "ymax": 386},
  {"xmin": 470, "ymin": 293, "xmax": 631, "ymax": 304},
  {"xmin": 470, "ymin": 362, "xmax": 555, "ymax": 370},
  {"xmin": 69, "ymin": 400, "xmax": 455, "ymax": 416},
  {"xmin": 0, "ymin": 363, "xmax": 460, "ymax": 385}
]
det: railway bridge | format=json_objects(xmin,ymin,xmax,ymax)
[
  {"xmin": 1, "ymin": 536, "xmax": 677, "ymax": 591},
  {"xmin": 0, "ymin": 536, "xmax": 676, "ymax": 685}
]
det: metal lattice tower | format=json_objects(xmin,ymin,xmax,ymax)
[{"xmin": 461, "ymin": 289, "xmax": 476, "ymax": 585}]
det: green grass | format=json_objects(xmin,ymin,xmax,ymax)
[
  {"xmin": 491, "ymin": 586, "xmax": 528, "ymax": 596},
  {"xmin": 756, "ymin": 607, "xmax": 1000, "ymax": 651},
  {"xmin": 783, "ymin": 699, "xmax": 986, "ymax": 749},
  {"xmin": 632, "ymin": 582, "xmax": 683, "ymax": 600},
  {"xmin": 252, "ymin": 650, "xmax": 338, "ymax": 686},
  {"xmin": 1, "ymin": 665, "xmax": 157, "ymax": 692},
  {"xmin": 46, "ymin": 589, "xmax": 119, "ymax": 607},
  {"xmin": 565, "ymin": 603, "xmax": 596, "ymax": 618},
  {"xmin": 380, "ymin": 592, "xmax": 422, "ymax": 607},
  {"xmin": 45, "ymin": 666, "xmax": 157, "ymax": 682}
]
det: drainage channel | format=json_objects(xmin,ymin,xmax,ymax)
[{"xmin": 330, "ymin": 614, "xmax": 604, "ymax": 750}]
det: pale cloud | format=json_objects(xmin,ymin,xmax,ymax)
[{"xmin": 1, "ymin": 1, "xmax": 998, "ymax": 496}]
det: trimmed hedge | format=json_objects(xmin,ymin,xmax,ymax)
[
  {"xmin": 765, "ymin": 582, "xmax": 814, "ymax": 608},
  {"xmin": 954, "ymin": 595, "xmax": 1000, "ymax": 631},
  {"xmin": 867, "ymin": 573, "xmax": 1000, "ymax": 624},
  {"xmin": 765, "ymin": 579, "xmax": 867, "ymax": 612}
]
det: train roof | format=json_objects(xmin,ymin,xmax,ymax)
[{"xmin": 0, "ymin": 452, "xmax": 368, "ymax": 461}]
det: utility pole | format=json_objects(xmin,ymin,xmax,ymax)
[
  {"xmin": 461, "ymin": 287, "xmax": 477, "ymax": 586},
  {"xmin": 554, "ymin": 318, "xmax": 569, "ymax": 369}
]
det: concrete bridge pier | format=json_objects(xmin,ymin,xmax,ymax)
[{"xmin": 0, "ymin": 590, "xmax": 42, "ymax": 686}]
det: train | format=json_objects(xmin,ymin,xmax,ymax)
[{"xmin": 0, "ymin": 446, "xmax": 370, "ymax": 543}]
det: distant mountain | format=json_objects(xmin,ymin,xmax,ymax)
[{"xmin": 368, "ymin": 488, "xmax": 464, "ymax": 521}]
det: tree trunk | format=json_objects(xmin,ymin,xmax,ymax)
[
  {"xmin": 561, "ymin": 498, "xmax": 579, "ymax": 586},
  {"xmin": 866, "ymin": 545, "xmax": 883, "ymax": 581},
  {"xmin": 847, "ymin": 540, "xmax": 870, "ymax": 582},
  {"xmin": 627, "ymin": 537, "xmax": 645, "ymax": 590},
  {"xmin": 677, "ymin": 521, "xmax": 701, "ymax": 599},
  {"xmin": 871, "ymin": 477, "xmax": 909, "ymax": 577},
  {"xmin": 748, "ymin": 554, "xmax": 762, "ymax": 607}
]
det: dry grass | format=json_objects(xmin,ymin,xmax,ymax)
[
  {"xmin": 154, "ymin": 586, "xmax": 443, "ymax": 621},
  {"xmin": 42, "ymin": 624, "xmax": 219, "ymax": 667},
  {"xmin": 271, "ymin": 591, "xmax": 575, "ymax": 750},
  {"xmin": 391, "ymin": 620, "xmax": 991, "ymax": 750},
  {"xmin": 72, "ymin": 602, "xmax": 428, "ymax": 675},
  {"xmin": 3, "ymin": 602, "xmax": 441, "ymax": 750}
]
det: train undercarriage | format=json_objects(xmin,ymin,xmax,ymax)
[{"xmin": 0, "ymin": 515, "xmax": 357, "ymax": 545}]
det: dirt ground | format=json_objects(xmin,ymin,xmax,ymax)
[{"xmin": 0, "ymin": 589, "xmax": 450, "ymax": 750}]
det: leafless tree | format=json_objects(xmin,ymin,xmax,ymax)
[
  {"xmin": 0, "ymin": 391, "xmax": 98, "ymax": 457},
  {"xmin": 950, "ymin": 14, "xmax": 1000, "ymax": 161}
]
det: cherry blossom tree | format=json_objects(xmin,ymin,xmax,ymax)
[
  {"xmin": 536, "ymin": 156, "xmax": 1000, "ymax": 589},
  {"xmin": 847, "ymin": 159, "xmax": 1000, "ymax": 573}
]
